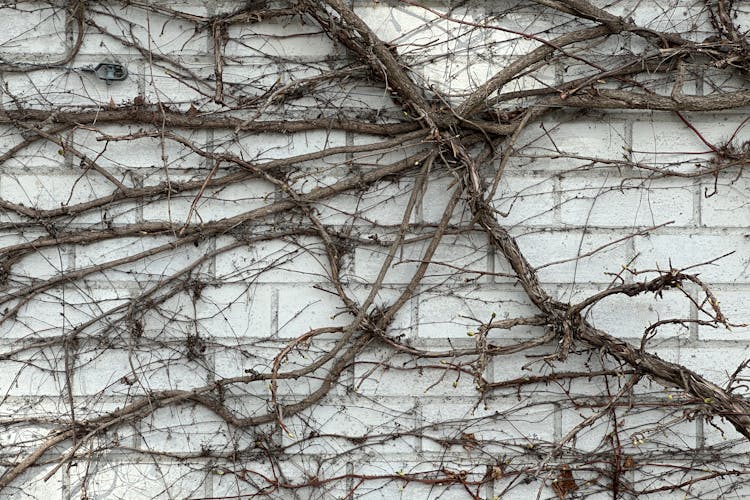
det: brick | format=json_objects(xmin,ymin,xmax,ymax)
[
  {"xmin": 139, "ymin": 404, "xmax": 254, "ymax": 453},
  {"xmin": 0, "ymin": 285, "xmax": 129, "ymax": 340},
  {"xmin": 2, "ymin": 61, "xmax": 141, "ymax": 108},
  {"xmin": 227, "ymin": 57, "xmax": 288, "ymax": 84},
  {"xmin": 696, "ymin": 288, "xmax": 750, "ymax": 341},
  {"xmin": 500, "ymin": 229, "xmax": 631, "ymax": 284},
  {"xmin": 355, "ymin": 4, "xmax": 556, "ymax": 99},
  {"xmin": 219, "ymin": 60, "xmax": 283, "ymax": 105},
  {"xmin": 81, "ymin": 2, "xmax": 210, "ymax": 56},
  {"xmin": 211, "ymin": 339, "xmax": 342, "ymax": 397},
  {"xmin": 1, "ymin": 172, "xmax": 104, "ymax": 210},
  {"xmin": 5, "ymin": 1, "xmax": 750, "ymax": 495},
  {"xmin": 278, "ymin": 459, "xmax": 353, "ymax": 498},
  {"xmin": 3, "ymin": 465, "xmax": 66, "ymax": 500},
  {"xmin": 215, "ymin": 236, "xmax": 334, "ymax": 283},
  {"xmin": 455, "ymin": 9, "xmax": 562, "ymax": 97},
  {"xmin": 137, "ymin": 295, "xmax": 197, "ymax": 341},
  {"xmin": 353, "ymin": 242, "xmax": 408, "ymax": 284},
  {"xmin": 0, "ymin": 171, "xmax": 137, "ymax": 224},
  {"xmin": 482, "ymin": 19, "xmax": 549, "ymax": 60},
  {"xmin": 632, "ymin": 462, "xmax": 750, "ymax": 499},
  {"xmin": 424, "ymin": 55, "xmax": 549, "ymax": 99},
  {"xmin": 561, "ymin": 405, "xmax": 697, "ymax": 453},
  {"xmin": 420, "ymin": 173, "xmax": 471, "ymax": 225},
  {"xmin": 68, "ymin": 459, "xmax": 209, "ymax": 500},
  {"xmin": 264, "ymin": 345, "xmax": 350, "ymax": 397},
  {"xmin": 497, "ymin": 60, "xmax": 558, "ymax": 98},
  {"xmin": 559, "ymin": 350, "xmax": 658, "ymax": 397},
  {"xmin": 632, "ymin": 231, "xmax": 750, "ymax": 284},
  {"xmin": 0, "ymin": 348, "xmax": 68, "ymax": 397},
  {"xmin": 701, "ymin": 68, "xmax": 748, "ymax": 99},
  {"xmin": 211, "ymin": 343, "xmax": 277, "ymax": 381},
  {"xmin": 347, "ymin": 284, "xmax": 413, "ymax": 336},
  {"xmin": 6, "ymin": 237, "xmax": 75, "ymax": 281},
  {"xmin": 213, "ymin": 129, "xmax": 347, "ymax": 164},
  {"xmin": 141, "ymin": 174, "xmax": 275, "ymax": 223},
  {"xmin": 567, "ymin": 285, "xmax": 690, "ymax": 340},
  {"xmin": 277, "ymin": 283, "xmax": 354, "ymax": 338},
  {"xmin": 211, "ymin": 460, "xmax": 275, "ymax": 498},
  {"xmin": 701, "ymin": 172, "xmax": 750, "ymax": 227},
  {"xmin": 351, "ymin": 133, "xmax": 426, "ymax": 167},
  {"xmin": 75, "ymin": 125, "xmax": 208, "ymax": 170},
  {"xmin": 0, "ymin": 2, "xmax": 66, "ymax": 55},
  {"xmin": 510, "ymin": 115, "xmax": 627, "ymax": 171},
  {"xmin": 355, "ymin": 5, "xmax": 447, "ymax": 46},
  {"xmin": 282, "ymin": 399, "xmax": 419, "ymax": 455},
  {"xmin": 317, "ymin": 178, "xmax": 417, "ymax": 226},
  {"xmin": 74, "ymin": 347, "xmax": 210, "ymax": 396},
  {"xmin": 144, "ymin": 57, "xmax": 214, "ymax": 108},
  {"xmin": 674, "ymin": 345, "xmax": 750, "ymax": 387},
  {"xmin": 336, "ymin": 83, "xmax": 401, "ymax": 115},
  {"xmin": 354, "ymin": 459, "xmax": 488, "ymax": 499},
  {"xmin": 355, "ymin": 232, "xmax": 490, "ymax": 286},
  {"xmin": 0, "ymin": 400, "xmax": 66, "ymax": 458},
  {"xmin": 225, "ymin": 17, "xmax": 338, "ymax": 61},
  {"xmin": 266, "ymin": 61, "xmax": 361, "ymax": 112},
  {"xmin": 491, "ymin": 174, "xmax": 558, "ymax": 227},
  {"xmin": 0, "ymin": 126, "xmax": 64, "ymax": 169},
  {"xmin": 0, "ymin": 295, "xmax": 64, "ymax": 339},
  {"xmin": 417, "ymin": 286, "xmax": 541, "ymax": 339},
  {"xmin": 561, "ymin": 47, "xmax": 633, "ymax": 82},
  {"xmin": 213, "ymin": 458, "xmax": 350, "ymax": 498},
  {"xmin": 421, "ymin": 398, "xmax": 556, "ymax": 452},
  {"xmin": 195, "ymin": 283, "xmax": 273, "ymax": 339},
  {"xmin": 631, "ymin": 68, "xmax": 703, "ymax": 97},
  {"xmin": 489, "ymin": 346, "xmax": 563, "ymax": 384},
  {"xmin": 700, "ymin": 415, "xmax": 750, "ymax": 454},
  {"xmin": 75, "ymin": 236, "xmax": 212, "ymax": 280},
  {"xmin": 630, "ymin": 1, "xmax": 711, "ymax": 42},
  {"xmin": 354, "ymin": 348, "xmax": 481, "ymax": 396},
  {"xmin": 632, "ymin": 113, "xmax": 750, "ymax": 172},
  {"xmin": 559, "ymin": 174, "xmax": 694, "ymax": 227},
  {"xmin": 493, "ymin": 478, "xmax": 561, "ymax": 500},
  {"xmin": 138, "ymin": 283, "xmax": 274, "ymax": 340},
  {"xmin": 622, "ymin": 406, "xmax": 697, "ymax": 452}
]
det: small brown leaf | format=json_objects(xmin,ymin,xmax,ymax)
[
  {"xmin": 623, "ymin": 455, "xmax": 635, "ymax": 469},
  {"xmin": 461, "ymin": 432, "xmax": 478, "ymax": 450},
  {"xmin": 551, "ymin": 465, "xmax": 578, "ymax": 500},
  {"xmin": 491, "ymin": 466, "xmax": 503, "ymax": 480}
]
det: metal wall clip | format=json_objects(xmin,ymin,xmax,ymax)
[{"xmin": 81, "ymin": 62, "xmax": 128, "ymax": 84}]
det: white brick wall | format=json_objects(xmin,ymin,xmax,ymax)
[{"xmin": 1, "ymin": 1, "xmax": 750, "ymax": 499}]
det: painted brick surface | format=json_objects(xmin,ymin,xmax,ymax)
[{"xmin": 0, "ymin": 1, "xmax": 749, "ymax": 499}]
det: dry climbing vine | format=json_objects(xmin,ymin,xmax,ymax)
[{"xmin": 1, "ymin": 0, "xmax": 750, "ymax": 498}]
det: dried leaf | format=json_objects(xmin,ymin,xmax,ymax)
[
  {"xmin": 551, "ymin": 465, "xmax": 578, "ymax": 500},
  {"xmin": 491, "ymin": 466, "xmax": 503, "ymax": 480}
]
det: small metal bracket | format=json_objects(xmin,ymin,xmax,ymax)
[{"xmin": 81, "ymin": 62, "xmax": 128, "ymax": 84}]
